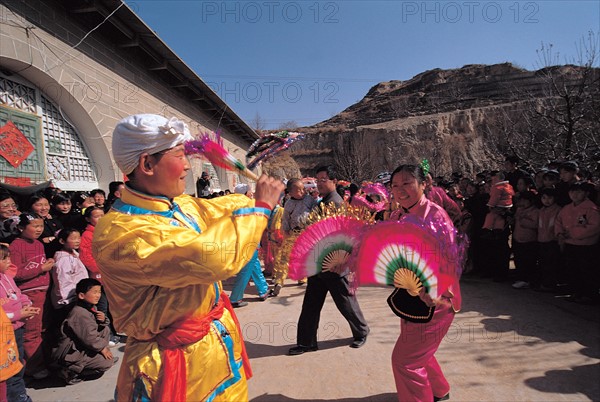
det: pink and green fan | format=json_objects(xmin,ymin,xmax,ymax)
[
  {"xmin": 289, "ymin": 216, "xmax": 365, "ymax": 280},
  {"xmin": 356, "ymin": 218, "xmax": 458, "ymax": 299}
]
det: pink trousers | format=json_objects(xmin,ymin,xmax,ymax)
[{"xmin": 392, "ymin": 302, "xmax": 455, "ymax": 402}]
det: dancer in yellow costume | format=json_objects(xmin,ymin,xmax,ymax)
[{"xmin": 93, "ymin": 114, "xmax": 284, "ymax": 402}]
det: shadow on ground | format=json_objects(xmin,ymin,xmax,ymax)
[
  {"xmin": 524, "ymin": 362, "xmax": 600, "ymax": 400},
  {"xmin": 245, "ymin": 337, "xmax": 352, "ymax": 359},
  {"xmin": 251, "ymin": 392, "xmax": 397, "ymax": 401}
]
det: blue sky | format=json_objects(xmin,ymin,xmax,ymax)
[{"xmin": 126, "ymin": 1, "xmax": 600, "ymax": 129}]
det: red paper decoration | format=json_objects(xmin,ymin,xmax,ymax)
[{"xmin": 0, "ymin": 121, "xmax": 35, "ymax": 168}]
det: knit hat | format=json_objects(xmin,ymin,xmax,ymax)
[
  {"xmin": 112, "ymin": 114, "xmax": 193, "ymax": 175},
  {"xmin": 234, "ymin": 183, "xmax": 249, "ymax": 195}
]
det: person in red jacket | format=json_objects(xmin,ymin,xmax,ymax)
[
  {"xmin": 79, "ymin": 206, "xmax": 103, "ymax": 283},
  {"xmin": 0, "ymin": 244, "xmax": 38, "ymax": 401},
  {"xmin": 482, "ymin": 171, "xmax": 514, "ymax": 230},
  {"xmin": 424, "ymin": 174, "xmax": 462, "ymax": 225},
  {"xmin": 79, "ymin": 206, "xmax": 120, "ymax": 346},
  {"xmin": 511, "ymin": 191, "xmax": 540, "ymax": 289},
  {"xmin": 9, "ymin": 213, "xmax": 54, "ymax": 379}
]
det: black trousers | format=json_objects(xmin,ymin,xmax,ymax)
[
  {"xmin": 563, "ymin": 243, "xmax": 599, "ymax": 299},
  {"xmin": 512, "ymin": 241, "xmax": 538, "ymax": 283},
  {"xmin": 296, "ymin": 273, "xmax": 369, "ymax": 347}
]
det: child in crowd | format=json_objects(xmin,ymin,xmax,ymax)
[
  {"xmin": 104, "ymin": 181, "xmax": 125, "ymax": 212},
  {"xmin": 25, "ymin": 193, "xmax": 63, "ymax": 258},
  {"xmin": 51, "ymin": 193, "xmax": 84, "ymax": 232},
  {"xmin": 555, "ymin": 162, "xmax": 579, "ymax": 206},
  {"xmin": 89, "ymin": 189, "xmax": 106, "ymax": 210},
  {"xmin": 9, "ymin": 213, "xmax": 54, "ymax": 379},
  {"xmin": 271, "ymin": 178, "xmax": 317, "ymax": 296},
  {"xmin": 70, "ymin": 192, "xmax": 95, "ymax": 219},
  {"xmin": 454, "ymin": 197, "xmax": 473, "ymax": 235},
  {"xmin": 555, "ymin": 182, "xmax": 600, "ymax": 304},
  {"xmin": 0, "ymin": 306, "xmax": 23, "ymax": 402},
  {"xmin": 0, "ymin": 193, "xmax": 20, "ymax": 244},
  {"xmin": 79, "ymin": 206, "xmax": 120, "ymax": 346},
  {"xmin": 516, "ymin": 176, "xmax": 536, "ymax": 194},
  {"xmin": 541, "ymin": 170, "xmax": 560, "ymax": 191},
  {"xmin": 50, "ymin": 228, "xmax": 89, "ymax": 320},
  {"xmin": 482, "ymin": 171, "xmax": 514, "ymax": 230},
  {"xmin": 511, "ymin": 191, "xmax": 540, "ymax": 289},
  {"xmin": 51, "ymin": 278, "xmax": 117, "ymax": 385},
  {"xmin": 534, "ymin": 169, "xmax": 547, "ymax": 191},
  {"xmin": 536, "ymin": 188, "xmax": 562, "ymax": 291},
  {"xmin": 0, "ymin": 244, "xmax": 38, "ymax": 402},
  {"xmin": 79, "ymin": 206, "xmax": 104, "ymax": 284}
]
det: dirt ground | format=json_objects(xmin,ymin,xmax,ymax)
[{"xmin": 27, "ymin": 274, "xmax": 600, "ymax": 401}]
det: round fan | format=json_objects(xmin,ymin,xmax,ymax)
[
  {"xmin": 289, "ymin": 216, "xmax": 365, "ymax": 280},
  {"xmin": 356, "ymin": 218, "xmax": 458, "ymax": 299}
]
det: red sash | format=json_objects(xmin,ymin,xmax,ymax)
[{"xmin": 154, "ymin": 293, "xmax": 252, "ymax": 402}]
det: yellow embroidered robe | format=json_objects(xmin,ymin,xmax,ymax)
[{"xmin": 93, "ymin": 186, "xmax": 269, "ymax": 401}]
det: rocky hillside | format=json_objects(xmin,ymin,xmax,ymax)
[{"xmin": 288, "ymin": 63, "xmax": 598, "ymax": 180}]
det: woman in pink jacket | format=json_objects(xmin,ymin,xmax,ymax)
[{"xmin": 388, "ymin": 164, "xmax": 461, "ymax": 402}]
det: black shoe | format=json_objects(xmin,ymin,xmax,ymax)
[
  {"xmin": 60, "ymin": 368, "xmax": 82, "ymax": 385},
  {"xmin": 288, "ymin": 345, "xmax": 318, "ymax": 355},
  {"xmin": 434, "ymin": 393, "xmax": 450, "ymax": 401},
  {"xmin": 268, "ymin": 284, "xmax": 282, "ymax": 297},
  {"xmin": 350, "ymin": 336, "xmax": 367, "ymax": 348},
  {"xmin": 231, "ymin": 301, "xmax": 248, "ymax": 308}
]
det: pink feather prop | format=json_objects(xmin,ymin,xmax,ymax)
[
  {"xmin": 349, "ymin": 183, "xmax": 388, "ymax": 212},
  {"xmin": 358, "ymin": 182, "xmax": 389, "ymax": 211},
  {"xmin": 289, "ymin": 216, "xmax": 366, "ymax": 280},
  {"xmin": 361, "ymin": 182, "xmax": 389, "ymax": 201},
  {"xmin": 185, "ymin": 134, "xmax": 258, "ymax": 181}
]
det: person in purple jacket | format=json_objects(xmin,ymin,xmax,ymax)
[{"xmin": 0, "ymin": 244, "xmax": 39, "ymax": 401}]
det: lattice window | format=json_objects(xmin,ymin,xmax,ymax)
[
  {"xmin": 0, "ymin": 77, "xmax": 36, "ymax": 113},
  {"xmin": 40, "ymin": 96, "xmax": 97, "ymax": 187},
  {"xmin": 1, "ymin": 74, "xmax": 98, "ymax": 189}
]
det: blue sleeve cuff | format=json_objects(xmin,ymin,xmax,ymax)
[{"xmin": 232, "ymin": 207, "xmax": 271, "ymax": 218}]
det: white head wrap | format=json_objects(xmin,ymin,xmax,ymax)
[
  {"xmin": 112, "ymin": 114, "xmax": 193, "ymax": 175},
  {"xmin": 234, "ymin": 183, "xmax": 249, "ymax": 195}
]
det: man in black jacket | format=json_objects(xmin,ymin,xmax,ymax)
[{"xmin": 289, "ymin": 165, "xmax": 370, "ymax": 355}]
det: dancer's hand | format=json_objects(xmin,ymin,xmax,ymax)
[{"xmin": 254, "ymin": 174, "xmax": 285, "ymax": 209}]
